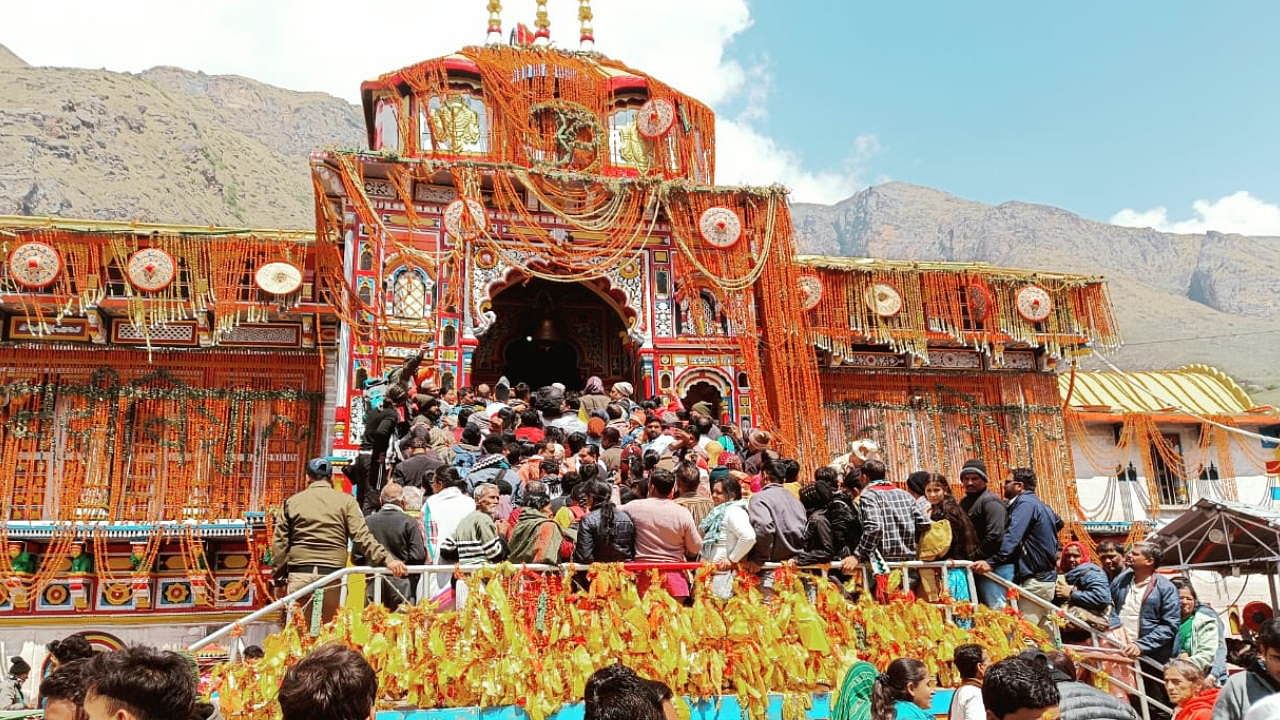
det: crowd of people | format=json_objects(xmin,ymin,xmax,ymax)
[
  {"xmin": 262, "ymin": 367, "xmax": 1280, "ymax": 719},
  {"xmin": 281, "ymin": 367, "xmax": 1081, "ymax": 615},
  {"xmin": 7, "ymin": 368, "xmax": 1269, "ymax": 718}
]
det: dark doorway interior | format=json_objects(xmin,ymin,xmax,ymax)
[
  {"xmin": 503, "ymin": 337, "xmax": 579, "ymax": 390},
  {"xmin": 681, "ymin": 380, "xmax": 724, "ymax": 422},
  {"xmin": 471, "ymin": 278, "xmax": 637, "ymax": 391}
]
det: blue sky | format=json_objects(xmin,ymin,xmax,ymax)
[
  {"xmin": 723, "ymin": 1, "xmax": 1280, "ymax": 228},
  {"xmin": 2, "ymin": 0, "xmax": 1278, "ymax": 232}
]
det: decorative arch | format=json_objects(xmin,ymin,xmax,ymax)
[
  {"xmin": 470, "ymin": 250, "xmax": 646, "ymax": 340},
  {"xmin": 674, "ymin": 366, "xmax": 734, "ymax": 422},
  {"xmin": 673, "ymin": 366, "xmax": 734, "ymax": 398}
]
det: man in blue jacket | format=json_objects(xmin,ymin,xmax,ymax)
[
  {"xmin": 972, "ymin": 468, "xmax": 1062, "ymax": 637},
  {"xmin": 1111, "ymin": 541, "xmax": 1180, "ymax": 720}
]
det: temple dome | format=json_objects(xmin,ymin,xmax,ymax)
[{"xmin": 359, "ymin": 45, "xmax": 716, "ymax": 183}]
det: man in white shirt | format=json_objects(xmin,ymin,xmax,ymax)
[
  {"xmin": 949, "ymin": 644, "xmax": 988, "ymax": 720},
  {"xmin": 423, "ymin": 467, "xmax": 476, "ymax": 602}
]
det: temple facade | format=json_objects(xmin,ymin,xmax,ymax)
[{"xmin": 0, "ymin": 45, "xmax": 1119, "ymax": 644}]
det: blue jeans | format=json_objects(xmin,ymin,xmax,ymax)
[{"xmin": 976, "ymin": 563, "xmax": 1014, "ymax": 609}]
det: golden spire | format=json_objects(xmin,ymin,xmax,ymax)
[
  {"xmin": 486, "ymin": 0, "xmax": 503, "ymax": 44},
  {"xmin": 578, "ymin": 0, "xmax": 594, "ymax": 49},
  {"xmin": 533, "ymin": 0, "xmax": 550, "ymax": 45}
]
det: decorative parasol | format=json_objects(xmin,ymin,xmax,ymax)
[{"xmin": 255, "ymin": 261, "xmax": 303, "ymax": 295}]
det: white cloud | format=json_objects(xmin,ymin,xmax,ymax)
[
  {"xmin": 716, "ymin": 123, "xmax": 879, "ymax": 204},
  {"xmin": 1111, "ymin": 191, "xmax": 1280, "ymax": 236},
  {"xmin": 0, "ymin": 0, "xmax": 875, "ymax": 203},
  {"xmin": 0, "ymin": 1, "xmax": 751, "ymax": 104}
]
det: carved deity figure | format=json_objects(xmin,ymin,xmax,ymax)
[
  {"xmin": 7, "ymin": 542, "xmax": 34, "ymax": 575},
  {"xmin": 68, "ymin": 542, "xmax": 94, "ymax": 574}
]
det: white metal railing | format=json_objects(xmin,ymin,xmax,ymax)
[
  {"xmin": 189, "ymin": 559, "xmax": 980, "ymax": 656},
  {"xmin": 977, "ymin": 570, "xmax": 1174, "ymax": 720}
]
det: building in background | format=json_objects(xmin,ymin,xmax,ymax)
[{"xmin": 1062, "ymin": 364, "xmax": 1280, "ymax": 534}]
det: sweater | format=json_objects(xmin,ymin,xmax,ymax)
[
  {"xmin": 1056, "ymin": 680, "xmax": 1138, "ymax": 720},
  {"xmin": 507, "ymin": 511, "xmax": 564, "ymax": 565},
  {"xmin": 988, "ymin": 490, "xmax": 1062, "ymax": 583},
  {"xmin": 439, "ymin": 511, "xmax": 506, "ymax": 564},
  {"xmin": 827, "ymin": 491, "xmax": 862, "ymax": 558},
  {"xmin": 893, "ymin": 700, "xmax": 932, "ymax": 719},
  {"xmin": 745, "ymin": 483, "xmax": 807, "ymax": 563},
  {"xmin": 1213, "ymin": 662, "xmax": 1280, "ymax": 720},
  {"xmin": 1174, "ymin": 605, "xmax": 1228, "ymax": 683},
  {"xmin": 1064, "ymin": 562, "xmax": 1112, "ymax": 612},
  {"xmin": 795, "ymin": 509, "xmax": 837, "ymax": 567},
  {"xmin": 1243, "ymin": 694, "xmax": 1280, "ymax": 720},
  {"xmin": 960, "ymin": 488, "xmax": 1008, "ymax": 561}
]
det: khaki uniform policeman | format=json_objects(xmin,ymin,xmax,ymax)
[{"xmin": 272, "ymin": 458, "xmax": 407, "ymax": 622}]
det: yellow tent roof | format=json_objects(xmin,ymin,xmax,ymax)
[{"xmin": 1060, "ymin": 364, "xmax": 1260, "ymax": 415}]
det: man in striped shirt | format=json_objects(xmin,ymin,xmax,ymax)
[{"xmin": 440, "ymin": 482, "xmax": 507, "ymax": 565}]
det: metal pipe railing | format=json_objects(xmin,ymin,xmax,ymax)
[
  {"xmin": 976, "ymin": 570, "xmax": 1174, "ymax": 720},
  {"xmin": 191, "ymin": 559, "xmax": 980, "ymax": 654}
]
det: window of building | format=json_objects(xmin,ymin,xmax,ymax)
[
  {"xmin": 390, "ymin": 267, "xmax": 432, "ymax": 320},
  {"xmin": 1152, "ymin": 432, "xmax": 1189, "ymax": 506}
]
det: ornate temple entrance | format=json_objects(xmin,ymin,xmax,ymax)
[{"xmin": 470, "ymin": 278, "xmax": 639, "ymax": 391}]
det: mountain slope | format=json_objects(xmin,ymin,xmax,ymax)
[
  {"xmin": 0, "ymin": 49, "xmax": 362, "ymax": 227},
  {"xmin": 791, "ymin": 183, "xmax": 1280, "ymax": 399}
]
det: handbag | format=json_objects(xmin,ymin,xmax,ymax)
[
  {"xmin": 917, "ymin": 519, "xmax": 953, "ymax": 561},
  {"xmin": 1066, "ymin": 602, "xmax": 1114, "ymax": 631}
]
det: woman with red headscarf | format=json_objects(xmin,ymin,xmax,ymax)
[{"xmin": 1054, "ymin": 541, "xmax": 1114, "ymax": 640}]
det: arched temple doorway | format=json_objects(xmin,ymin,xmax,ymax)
[
  {"xmin": 681, "ymin": 381, "xmax": 724, "ymax": 421},
  {"xmin": 471, "ymin": 278, "xmax": 639, "ymax": 391},
  {"xmin": 675, "ymin": 369, "xmax": 733, "ymax": 423}
]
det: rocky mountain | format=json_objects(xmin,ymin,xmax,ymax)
[
  {"xmin": 1, "ymin": 44, "xmax": 1275, "ymax": 402},
  {"xmin": 0, "ymin": 45, "xmax": 363, "ymax": 227},
  {"xmin": 791, "ymin": 184, "xmax": 1280, "ymax": 403}
]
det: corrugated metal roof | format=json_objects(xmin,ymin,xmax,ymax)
[{"xmin": 1060, "ymin": 364, "xmax": 1259, "ymax": 415}]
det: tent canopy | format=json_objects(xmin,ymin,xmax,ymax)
[{"xmin": 1151, "ymin": 498, "xmax": 1280, "ymax": 575}]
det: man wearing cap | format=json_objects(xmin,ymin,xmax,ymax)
[
  {"xmin": 272, "ymin": 458, "xmax": 408, "ymax": 623},
  {"xmin": 393, "ymin": 425, "xmax": 445, "ymax": 489},
  {"xmin": 958, "ymin": 459, "xmax": 1012, "ymax": 609},
  {"xmin": 609, "ymin": 381, "xmax": 638, "ymax": 413}
]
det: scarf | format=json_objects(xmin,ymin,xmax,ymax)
[
  {"xmin": 832, "ymin": 661, "xmax": 877, "ymax": 720},
  {"xmin": 699, "ymin": 499, "xmax": 747, "ymax": 559},
  {"xmin": 469, "ymin": 453, "xmax": 510, "ymax": 475}
]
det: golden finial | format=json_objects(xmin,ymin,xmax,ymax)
[
  {"xmin": 485, "ymin": 0, "xmax": 503, "ymax": 43},
  {"xmin": 533, "ymin": 0, "xmax": 550, "ymax": 45},
  {"xmin": 578, "ymin": 0, "xmax": 594, "ymax": 49}
]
